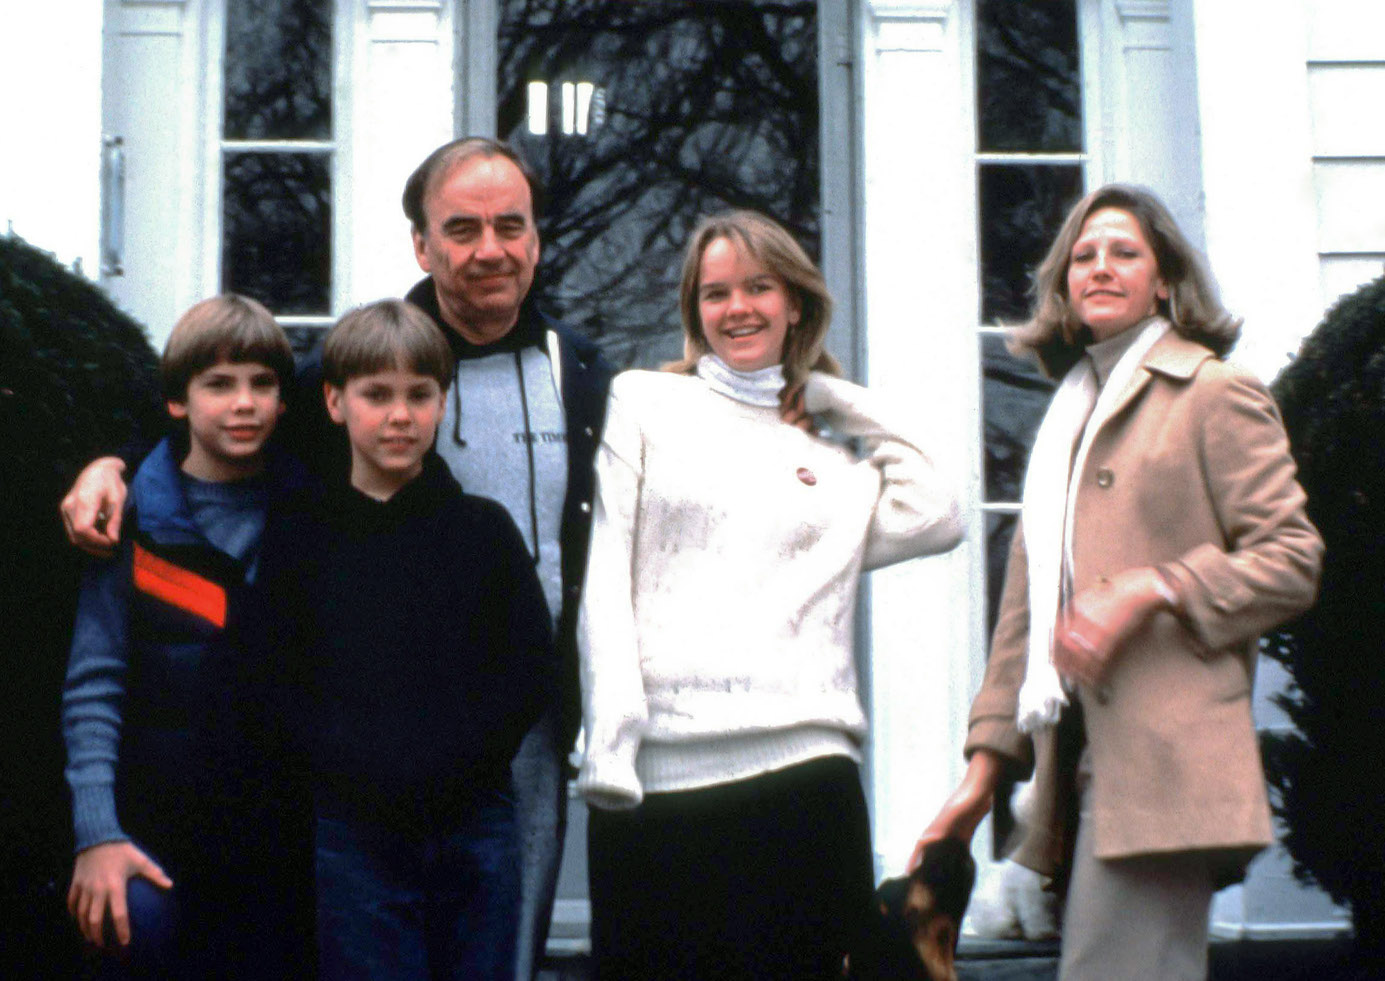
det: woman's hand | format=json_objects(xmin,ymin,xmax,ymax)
[
  {"xmin": 779, "ymin": 383, "xmax": 815, "ymax": 433},
  {"xmin": 908, "ymin": 750, "xmax": 1004, "ymax": 871},
  {"xmin": 60, "ymin": 456, "xmax": 129, "ymax": 557},
  {"xmin": 67, "ymin": 841, "xmax": 173, "ymax": 946},
  {"xmin": 1054, "ymin": 566, "xmax": 1177, "ymax": 688}
]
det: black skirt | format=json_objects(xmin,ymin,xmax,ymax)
[{"xmin": 587, "ymin": 754, "xmax": 874, "ymax": 981}]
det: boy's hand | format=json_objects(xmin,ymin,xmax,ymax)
[
  {"xmin": 68, "ymin": 841, "xmax": 173, "ymax": 946},
  {"xmin": 60, "ymin": 457, "xmax": 129, "ymax": 557}
]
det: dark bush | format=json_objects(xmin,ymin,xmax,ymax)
[
  {"xmin": 1266, "ymin": 270, "xmax": 1385, "ymax": 969},
  {"xmin": 0, "ymin": 234, "xmax": 164, "ymax": 977}
]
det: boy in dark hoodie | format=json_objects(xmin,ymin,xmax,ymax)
[{"xmin": 255, "ymin": 298, "xmax": 555, "ymax": 981}]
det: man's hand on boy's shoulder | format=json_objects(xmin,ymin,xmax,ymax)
[
  {"xmin": 68, "ymin": 840, "xmax": 173, "ymax": 947},
  {"xmin": 61, "ymin": 456, "xmax": 130, "ymax": 557}
]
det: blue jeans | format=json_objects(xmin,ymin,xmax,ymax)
[
  {"xmin": 510, "ymin": 712, "xmax": 568, "ymax": 981},
  {"xmin": 314, "ymin": 792, "xmax": 520, "ymax": 981}
]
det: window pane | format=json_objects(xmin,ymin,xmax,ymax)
[
  {"xmin": 224, "ymin": 0, "xmax": 333, "ymax": 141},
  {"xmin": 976, "ymin": 0, "xmax": 1081, "ymax": 153},
  {"xmin": 498, "ymin": 0, "xmax": 818, "ymax": 370},
  {"xmin": 984, "ymin": 511, "xmax": 1020, "ymax": 644},
  {"xmin": 978, "ymin": 163, "xmax": 1083, "ymax": 324},
  {"xmin": 222, "ymin": 152, "xmax": 332, "ymax": 314},
  {"xmin": 982, "ymin": 333, "xmax": 1054, "ymax": 504}
]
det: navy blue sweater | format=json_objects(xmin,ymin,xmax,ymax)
[{"xmin": 254, "ymin": 455, "xmax": 556, "ymax": 829}]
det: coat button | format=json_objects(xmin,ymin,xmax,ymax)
[
  {"xmin": 1095, "ymin": 468, "xmax": 1114, "ymax": 488},
  {"xmin": 583, "ymin": 426, "xmax": 594, "ymax": 438},
  {"xmin": 580, "ymin": 501, "xmax": 591, "ymax": 514}
]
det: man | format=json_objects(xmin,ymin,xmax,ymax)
[{"xmin": 62, "ymin": 137, "xmax": 613, "ymax": 980}]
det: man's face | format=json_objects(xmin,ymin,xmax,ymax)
[{"xmin": 411, "ymin": 154, "xmax": 540, "ymax": 342}]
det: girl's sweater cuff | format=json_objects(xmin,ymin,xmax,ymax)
[{"xmin": 577, "ymin": 753, "xmax": 644, "ymax": 811}]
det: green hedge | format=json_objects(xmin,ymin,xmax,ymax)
[
  {"xmin": 0, "ymin": 234, "xmax": 164, "ymax": 978},
  {"xmin": 1267, "ymin": 269, "xmax": 1385, "ymax": 965}
]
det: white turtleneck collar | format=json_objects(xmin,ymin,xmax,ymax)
[{"xmin": 696, "ymin": 354, "xmax": 785, "ymax": 407}]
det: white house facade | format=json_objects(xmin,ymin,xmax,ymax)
[{"xmin": 4, "ymin": 0, "xmax": 1380, "ymax": 947}]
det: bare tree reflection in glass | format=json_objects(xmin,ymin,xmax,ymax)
[{"xmin": 498, "ymin": 0, "xmax": 819, "ymax": 369}]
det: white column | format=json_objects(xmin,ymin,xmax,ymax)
[
  {"xmin": 0, "ymin": 0, "xmax": 106, "ymax": 275},
  {"xmin": 347, "ymin": 0, "xmax": 457, "ymax": 305},
  {"xmin": 106, "ymin": 0, "xmax": 204, "ymax": 347},
  {"xmin": 1190, "ymin": 0, "xmax": 1321, "ymax": 382},
  {"xmin": 858, "ymin": 0, "xmax": 986, "ymax": 878},
  {"xmin": 1096, "ymin": 0, "xmax": 1207, "ymax": 247}
]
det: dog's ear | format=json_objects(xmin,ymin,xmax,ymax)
[
  {"xmin": 906, "ymin": 838, "xmax": 978, "ymax": 981},
  {"xmin": 857, "ymin": 841, "xmax": 977, "ymax": 981},
  {"xmin": 916, "ymin": 837, "xmax": 978, "ymax": 923},
  {"xmin": 904, "ymin": 878, "xmax": 960, "ymax": 981},
  {"xmin": 903, "ymin": 881, "xmax": 958, "ymax": 980}
]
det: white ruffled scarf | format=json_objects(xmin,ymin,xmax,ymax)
[
  {"xmin": 1016, "ymin": 317, "xmax": 1170, "ymax": 733},
  {"xmin": 696, "ymin": 354, "xmax": 785, "ymax": 407}
]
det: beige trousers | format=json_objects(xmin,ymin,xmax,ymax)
[{"xmin": 1058, "ymin": 773, "xmax": 1215, "ymax": 981}]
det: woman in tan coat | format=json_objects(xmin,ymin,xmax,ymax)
[{"xmin": 915, "ymin": 184, "xmax": 1323, "ymax": 980}]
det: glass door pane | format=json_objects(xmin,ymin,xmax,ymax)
[
  {"xmin": 974, "ymin": 0, "xmax": 1085, "ymax": 640},
  {"xmin": 221, "ymin": 0, "xmax": 336, "ymax": 344},
  {"xmin": 498, "ymin": 0, "xmax": 820, "ymax": 369}
]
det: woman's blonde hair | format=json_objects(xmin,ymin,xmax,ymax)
[
  {"xmin": 666, "ymin": 210, "xmax": 840, "ymax": 393},
  {"xmin": 1013, "ymin": 183, "xmax": 1241, "ymax": 377}
]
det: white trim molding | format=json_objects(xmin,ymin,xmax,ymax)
[
  {"xmin": 365, "ymin": 0, "xmax": 442, "ymax": 10},
  {"xmin": 109, "ymin": 0, "xmax": 189, "ymax": 36},
  {"xmin": 366, "ymin": 0, "xmax": 445, "ymax": 43},
  {"xmin": 1093, "ymin": 0, "xmax": 1203, "ymax": 243},
  {"xmin": 865, "ymin": 0, "xmax": 951, "ymax": 53},
  {"xmin": 349, "ymin": 0, "xmax": 455, "ymax": 305},
  {"xmin": 856, "ymin": 0, "xmax": 982, "ymax": 879},
  {"xmin": 1116, "ymin": 0, "xmax": 1169, "ymax": 24},
  {"xmin": 1116, "ymin": 0, "xmax": 1170, "ymax": 51}
]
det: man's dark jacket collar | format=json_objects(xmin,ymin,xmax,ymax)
[{"xmin": 404, "ymin": 276, "xmax": 545, "ymax": 360}]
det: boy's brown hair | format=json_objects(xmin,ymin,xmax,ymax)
[
  {"xmin": 322, "ymin": 299, "xmax": 453, "ymax": 390},
  {"xmin": 161, "ymin": 294, "xmax": 294, "ymax": 402}
]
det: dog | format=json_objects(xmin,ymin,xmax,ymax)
[{"xmin": 849, "ymin": 837, "xmax": 977, "ymax": 981}]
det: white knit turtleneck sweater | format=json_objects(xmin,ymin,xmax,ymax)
[{"xmin": 576, "ymin": 357, "xmax": 963, "ymax": 809}]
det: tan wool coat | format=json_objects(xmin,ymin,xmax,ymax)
[{"xmin": 966, "ymin": 330, "xmax": 1324, "ymax": 884}]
